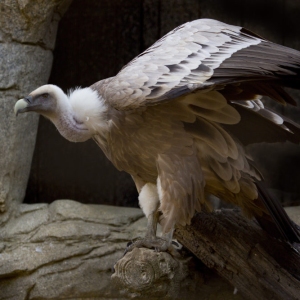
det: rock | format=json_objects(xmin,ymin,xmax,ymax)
[
  {"xmin": 0, "ymin": 201, "xmax": 250, "ymax": 299},
  {"xmin": 3, "ymin": 203, "xmax": 49, "ymax": 236},
  {"xmin": 0, "ymin": 0, "xmax": 72, "ymax": 49},
  {"xmin": 0, "ymin": 203, "xmax": 143, "ymax": 299},
  {"xmin": 0, "ymin": 0, "xmax": 72, "ymax": 223},
  {"xmin": 49, "ymin": 199, "xmax": 144, "ymax": 225}
]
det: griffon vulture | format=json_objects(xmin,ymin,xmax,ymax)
[{"xmin": 15, "ymin": 19, "xmax": 300, "ymax": 252}]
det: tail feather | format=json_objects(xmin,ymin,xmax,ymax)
[{"xmin": 255, "ymin": 182, "xmax": 300, "ymax": 244}]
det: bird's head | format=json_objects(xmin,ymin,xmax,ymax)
[
  {"xmin": 14, "ymin": 84, "xmax": 108, "ymax": 142},
  {"xmin": 14, "ymin": 84, "xmax": 67, "ymax": 119}
]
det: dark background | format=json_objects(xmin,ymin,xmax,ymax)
[{"xmin": 24, "ymin": 0, "xmax": 300, "ymax": 207}]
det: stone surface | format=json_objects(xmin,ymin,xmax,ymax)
[
  {"xmin": 0, "ymin": 201, "xmax": 248, "ymax": 300},
  {"xmin": 0, "ymin": 0, "xmax": 72, "ymax": 223},
  {"xmin": 0, "ymin": 0, "xmax": 72, "ymax": 49}
]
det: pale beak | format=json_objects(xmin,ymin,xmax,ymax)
[{"xmin": 14, "ymin": 99, "xmax": 29, "ymax": 116}]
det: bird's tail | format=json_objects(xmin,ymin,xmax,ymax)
[{"xmin": 255, "ymin": 181, "xmax": 300, "ymax": 245}]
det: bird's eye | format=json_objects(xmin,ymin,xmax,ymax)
[{"xmin": 41, "ymin": 93, "xmax": 49, "ymax": 99}]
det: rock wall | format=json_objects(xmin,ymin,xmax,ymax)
[{"xmin": 0, "ymin": 0, "xmax": 72, "ymax": 223}]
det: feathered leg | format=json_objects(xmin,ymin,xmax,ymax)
[{"xmin": 124, "ymin": 183, "xmax": 173, "ymax": 253}]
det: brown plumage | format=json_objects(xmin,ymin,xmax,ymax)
[{"xmin": 14, "ymin": 19, "xmax": 300, "ymax": 251}]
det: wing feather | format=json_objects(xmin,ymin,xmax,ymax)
[
  {"xmin": 101, "ymin": 19, "xmax": 263, "ymax": 110},
  {"xmin": 94, "ymin": 19, "xmax": 300, "ymax": 112}
]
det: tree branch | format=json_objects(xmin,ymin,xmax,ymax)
[{"xmin": 174, "ymin": 209, "xmax": 300, "ymax": 300}]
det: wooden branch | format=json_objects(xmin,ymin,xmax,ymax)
[
  {"xmin": 112, "ymin": 247, "xmax": 190, "ymax": 299},
  {"xmin": 174, "ymin": 209, "xmax": 300, "ymax": 300}
]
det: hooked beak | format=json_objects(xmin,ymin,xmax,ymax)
[{"xmin": 14, "ymin": 96, "xmax": 32, "ymax": 116}]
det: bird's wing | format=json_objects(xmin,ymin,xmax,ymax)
[
  {"xmin": 97, "ymin": 18, "xmax": 300, "ymax": 111},
  {"xmin": 223, "ymin": 99, "xmax": 300, "ymax": 145}
]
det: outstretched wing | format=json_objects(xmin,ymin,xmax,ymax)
[{"xmin": 97, "ymin": 18, "xmax": 300, "ymax": 111}]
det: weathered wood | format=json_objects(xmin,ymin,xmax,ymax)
[
  {"xmin": 175, "ymin": 209, "xmax": 300, "ymax": 300},
  {"xmin": 112, "ymin": 247, "xmax": 190, "ymax": 299},
  {"xmin": 112, "ymin": 244, "xmax": 245, "ymax": 300}
]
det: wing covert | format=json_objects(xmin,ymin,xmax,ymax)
[
  {"xmin": 101, "ymin": 19, "xmax": 262, "ymax": 110},
  {"xmin": 93, "ymin": 18, "xmax": 300, "ymax": 111}
]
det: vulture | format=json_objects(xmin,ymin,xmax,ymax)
[{"xmin": 15, "ymin": 18, "xmax": 300, "ymax": 252}]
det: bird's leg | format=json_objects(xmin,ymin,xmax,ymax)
[
  {"xmin": 160, "ymin": 229, "xmax": 174, "ymax": 248},
  {"xmin": 124, "ymin": 183, "xmax": 173, "ymax": 253},
  {"xmin": 125, "ymin": 209, "xmax": 174, "ymax": 253},
  {"xmin": 144, "ymin": 208, "xmax": 159, "ymax": 240}
]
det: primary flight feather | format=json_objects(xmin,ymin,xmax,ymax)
[{"xmin": 15, "ymin": 19, "xmax": 300, "ymax": 251}]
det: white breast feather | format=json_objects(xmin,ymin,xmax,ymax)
[{"xmin": 68, "ymin": 87, "xmax": 108, "ymax": 133}]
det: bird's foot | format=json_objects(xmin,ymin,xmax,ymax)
[
  {"xmin": 124, "ymin": 236, "xmax": 182, "ymax": 257},
  {"xmin": 124, "ymin": 236, "xmax": 171, "ymax": 255}
]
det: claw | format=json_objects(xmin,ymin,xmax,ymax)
[
  {"xmin": 124, "ymin": 236, "xmax": 170, "ymax": 254},
  {"xmin": 123, "ymin": 206, "xmax": 178, "ymax": 255},
  {"xmin": 126, "ymin": 241, "xmax": 134, "ymax": 247}
]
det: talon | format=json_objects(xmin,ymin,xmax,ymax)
[
  {"xmin": 124, "ymin": 241, "xmax": 135, "ymax": 256},
  {"xmin": 123, "ymin": 236, "xmax": 171, "ymax": 254},
  {"xmin": 126, "ymin": 241, "xmax": 133, "ymax": 247},
  {"xmin": 171, "ymin": 241, "xmax": 178, "ymax": 247},
  {"xmin": 171, "ymin": 240, "xmax": 182, "ymax": 250}
]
